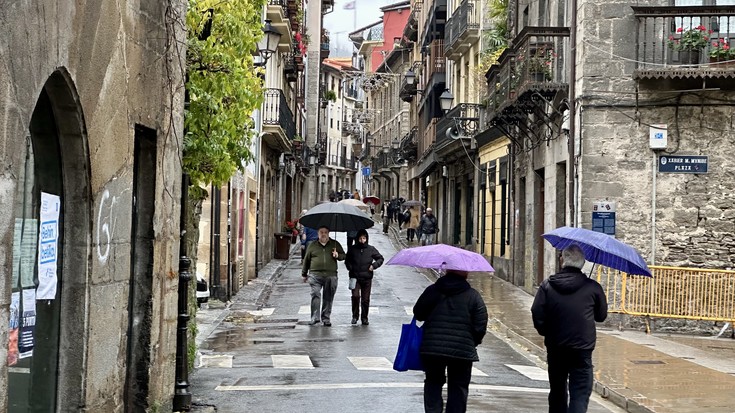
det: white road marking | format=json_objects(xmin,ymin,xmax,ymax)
[
  {"xmin": 199, "ymin": 355, "xmax": 233, "ymax": 368},
  {"xmin": 216, "ymin": 382, "xmax": 549, "ymax": 393},
  {"xmin": 271, "ymin": 355, "xmax": 314, "ymax": 369},
  {"xmin": 248, "ymin": 308, "xmax": 275, "ymax": 316},
  {"xmin": 299, "ymin": 305, "xmax": 310, "ymax": 314},
  {"xmin": 404, "ymin": 306, "xmax": 413, "ymax": 315},
  {"xmin": 348, "ymin": 357, "xmax": 394, "ymax": 371},
  {"xmin": 471, "ymin": 367, "xmax": 488, "ymax": 377},
  {"xmin": 506, "ymin": 364, "xmax": 548, "ymax": 381}
]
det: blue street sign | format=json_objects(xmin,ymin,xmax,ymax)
[
  {"xmin": 362, "ymin": 167, "xmax": 371, "ymax": 176},
  {"xmin": 658, "ymin": 155, "xmax": 708, "ymax": 173}
]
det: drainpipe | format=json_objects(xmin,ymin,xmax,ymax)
[
  {"xmin": 568, "ymin": 0, "xmax": 578, "ymax": 227},
  {"xmin": 173, "ymin": 173, "xmax": 192, "ymax": 411}
]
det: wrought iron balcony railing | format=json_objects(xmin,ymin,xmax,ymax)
[
  {"xmin": 631, "ymin": 6, "xmax": 735, "ymax": 79},
  {"xmin": 418, "ymin": 118, "xmax": 438, "ymax": 160},
  {"xmin": 262, "ymin": 88, "xmax": 296, "ymax": 140},
  {"xmin": 317, "ymin": 132, "xmax": 328, "ymax": 164},
  {"xmin": 436, "ymin": 103, "xmax": 481, "ymax": 145},
  {"xmin": 484, "ymin": 27, "xmax": 570, "ymax": 118},
  {"xmin": 445, "ymin": 0, "xmax": 479, "ymax": 58}
]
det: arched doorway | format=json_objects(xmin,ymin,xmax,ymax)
[{"xmin": 9, "ymin": 70, "xmax": 90, "ymax": 411}]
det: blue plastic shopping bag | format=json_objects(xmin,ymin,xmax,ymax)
[{"xmin": 393, "ymin": 317, "xmax": 423, "ymax": 371}]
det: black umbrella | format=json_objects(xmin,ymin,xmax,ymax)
[{"xmin": 300, "ymin": 202, "xmax": 374, "ymax": 232}]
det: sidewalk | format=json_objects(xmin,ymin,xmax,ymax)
[
  {"xmin": 387, "ymin": 223, "xmax": 735, "ymax": 413},
  {"xmin": 197, "ymin": 225, "xmax": 735, "ymax": 413}
]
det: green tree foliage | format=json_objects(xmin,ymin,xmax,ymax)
[
  {"xmin": 485, "ymin": 0, "xmax": 509, "ymax": 53},
  {"xmin": 185, "ymin": 0, "xmax": 267, "ymax": 187}
]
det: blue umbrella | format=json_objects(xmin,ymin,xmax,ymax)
[{"xmin": 542, "ymin": 226, "xmax": 652, "ymax": 277}]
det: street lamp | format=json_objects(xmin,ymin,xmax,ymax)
[
  {"xmin": 256, "ymin": 20, "xmax": 281, "ymax": 65},
  {"xmin": 439, "ymin": 89, "xmax": 454, "ymax": 112},
  {"xmin": 404, "ymin": 69, "xmax": 416, "ymax": 85}
]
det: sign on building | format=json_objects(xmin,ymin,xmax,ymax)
[
  {"xmin": 592, "ymin": 201, "xmax": 616, "ymax": 236},
  {"xmin": 658, "ymin": 155, "xmax": 708, "ymax": 173},
  {"xmin": 362, "ymin": 167, "xmax": 371, "ymax": 176}
]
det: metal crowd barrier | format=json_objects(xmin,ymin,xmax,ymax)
[{"xmin": 596, "ymin": 265, "xmax": 735, "ymax": 323}]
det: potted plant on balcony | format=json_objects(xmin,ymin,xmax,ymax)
[
  {"xmin": 709, "ymin": 38, "xmax": 735, "ymax": 67},
  {"xmin": 324, "ymin": 89, "xmax": 337, "ymax": 102},
  {"xmin": 668, "ymin": 26, "xmax": 709, "ymax": 65},
  {"xmin": 525, "ymin": 46, "xmax": 554, "ymax": 82}
]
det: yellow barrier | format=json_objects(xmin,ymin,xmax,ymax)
[{"xmin": 596, "ymin": 266, "xmax": 735, "ymax": 322}]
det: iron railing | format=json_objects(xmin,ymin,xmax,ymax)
[
  {"xmin": 485, "ymin": 27, "xmax": 570, "ymax": 113},
  {"xmin": 631, "ymin": 6, "xmax": 735, "ymax": 75},
  {"xmin": 435, "ymin": 103, "xmax": 481, "ymax": 145},
  {"xmin": 262, "ymin": 88, "xmax": 296, "ymax": 140},
  {"xmin": 425, "ymin": 40, "xmax": 446, "ymax": 82},
  {"xmin": 419, "ymin": 118, "xmax": 438, "ymax": 159}
]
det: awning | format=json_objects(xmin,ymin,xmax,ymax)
[{"xmin": 416, "ymin": 151, "xmax": 438, "ymax": 178}]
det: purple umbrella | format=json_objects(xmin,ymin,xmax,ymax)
[
  {"xmin": 386, "ymin": 244, "xmax": 494, "ymax": 272},
  {"xmin": 542, "ymin": 226, "xmax": 652, "ymax": 277}
]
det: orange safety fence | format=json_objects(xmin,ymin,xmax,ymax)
[{"xmin": 595, "ymin": 265, "xmax": 735, "ymax": 322}]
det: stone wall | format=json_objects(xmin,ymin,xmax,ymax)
[{"xmin": 0, "ymin": 1, "xmax": 186, "ymax": 411}]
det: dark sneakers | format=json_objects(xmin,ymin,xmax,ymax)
[
  {"xmin": 308, "ymin": 320, "xmax": 320, "ymax": 325},
  {"xmin": 361, "ymin": 319, "xmax": 369, "ymax": 326},
  {"xmin": 351, "ymin": 318, "xmax": 358, "ymax": 325},
  {"xmin": 323, "ymin": 321, "xmax": 332, "ymax": 327}
]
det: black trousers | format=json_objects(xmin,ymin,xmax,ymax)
[
  {"xmin": 546, "ymin": 347, "xmax": 594, "ymax": 413},
  {"xmin": 421, "ymin": 355, "xmax": 473, "ymax": 413},
  {"xmin": 350, "ymin": 278, "xmax": 372, "ymax": 321}
]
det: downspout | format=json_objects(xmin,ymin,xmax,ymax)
[{"xmin": 568, "ymin": 0, "xmax": 578, "ymax": 227}]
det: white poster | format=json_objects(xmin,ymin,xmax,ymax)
[
  {"xmin": 12, "ymin": 218, "xmax": 38, "ymax": 288},
  {"xmin": 19, "ymin": 289, "xmax": 36, "ymax": 359},
  {"xmin": 37, "ymin": 192, "xmax": 60, "ymax": 300}
]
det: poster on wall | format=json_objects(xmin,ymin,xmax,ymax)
[
  {"xmin": 592, "ymin": 201, "xmax": 616, "ymax": 236},
  {"xmin": 37, "ymin": 192, "xmax": 61, "ymax": 300},
  {"xmin": 8, "ymin": 292, "xmax": 20, "ymax": 366},
  {"xmin": 13, "ymin": 218, "xmax": 38, "ymax": 288},
  {"xmin": 19, "ymin": 289, "xmax": 36, "ymax": 359}
]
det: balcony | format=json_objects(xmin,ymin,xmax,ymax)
[
  {"xmin": 482, "ymin": 27, "xmax": 570, "ymax": 150},
  {"xmin": 418, "ymin": 118, "xmax": 438, "ymax": 160},
  {"xmin": 435, "ymin": 103, "xmax": 481, "ymax": 148},
  {"xmin": 399, "ymin": 73, "xmax": 417, "ymax": 102},
  {"xmin": 631, "ymin": 6, "xmax": 735, "ymax": 87},
  {"xmin": 400, "ymin": 127, "xmax": 419, "ymax": 163},
  {"xmin": 321, "ymin": 29, "xmax": 331, "ymax": 60},
  {"xmin": 422, "ymin": 40, "xmax": 446, "ymax": 96},
  {"xmin": 403, "ymin": 1, "xmax": 422, "ymax": 43},
  {"xmin": 327, "ymin": 155, "xmax": 358, "ymax": 170},
  {"xmin": 262, "ymin": 88, "xmax": 296, "ymax": 152},
  {"xmin": 422, "ymin": 0, "xmax": 447, "ymax": 46},
  {"xmin": 317, "ymin": 132, "xmax": 328, "ymax": 164},
  {"xmin": 267, "ymin": 0, "xmax": 295, "ymax": 51},
  {"xmin": 444, "ymin": 0, "xmax": 480, "ymax": 60}
]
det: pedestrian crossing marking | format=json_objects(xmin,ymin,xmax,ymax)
[
  {"xmin": 247, "ymin": 308, "xmax": 275, "ymax": 316},
  {"xmin": 348, "ymin": 357, "xmax": 394, "ymax": 371},
  {"xmin": 298, "ymin": 305, "xmax": 380, "ymax": 315},
  {"xmin": 505, "ymin": 364, "xmax": 548, "ymax": 381},
  {"xmin": 271, "ymin": 355, "xmax": 314, "ymax": 369},
  {"xmin": 199, "ymin": 354, "xmax": 233, "ymax": 368},
  {"xmin": 471, "ymin": 367, "xmax": 488, "ymax": 377},
  {"xmin": 216, "ymin": 382, "xmax": 549, "ymax": 394}
]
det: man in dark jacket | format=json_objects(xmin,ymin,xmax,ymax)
[
  {"xmin": 344, "ymin": 229, "xmax": 384, "ymax": 325},
  {"xmin": 302, "ymin": 226, "xmax": 346, "ymax": 327},
  {"xmin": 531, "ymin": 244, "xmax": 608, "ymax": 413},
  {"xmin": 414, "ymin": 269, "xmax": 488, "ymax": 413},
  {"xmin": 418, "ymin": 208, "xmax": 439, "ymax": 246}
]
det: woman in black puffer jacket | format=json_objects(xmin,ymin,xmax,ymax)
[
  {"xmin": 344, "ymin": 229, "xmax": 384, "ymax": 325},
  {"xmin": 413, "ymin": 269, "xmax": 488, "ymax": 413}
]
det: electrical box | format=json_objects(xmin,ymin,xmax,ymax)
[{"xmin": 649, "ymin": 124, "xmax": 668, "ymax": 149}]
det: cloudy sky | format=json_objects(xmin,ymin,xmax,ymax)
[{"xmin": 324, "ymin": 0, "xmax": 396, "ymax": 57}]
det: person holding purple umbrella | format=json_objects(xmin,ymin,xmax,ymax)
[
  {"xmin": 413, "ymin": 269, "xmax": 488, "ymax": 413},
  {"xmin": 531, "ymin": 244, "xmax": 608, "ymax": 413}
]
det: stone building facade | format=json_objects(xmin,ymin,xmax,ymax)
[{"xmin": 0, "ymin": 2, "xmax": 186, "ymax": 411}]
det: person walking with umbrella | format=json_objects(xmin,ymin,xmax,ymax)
[
  {"xmin": 302, "ymin": 226, "xmax": 346, "ymax": 326},
  {"xmin": 413, "ymin": 269, "xmax": 488, "ymax": 413},
  {"xmin": 531, "ymin": 244, "xmax": 608, "ymax": 413},
  {"xmin": 406, "ymin": 206, "xmax": 420, "ymax": 242},
  {"xmin": 344, "ymin": 229, "xmax": 384, "ymax": 325}
]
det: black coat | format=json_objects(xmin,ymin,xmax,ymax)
[
  {"xmin": 345, "ymin": 240, "xmax": 384, "ymax": 280},
  {"xmin": 413, "ymin": 274, "xmax": 488, "ymax": 361},
  {"xmin": 531, "ymin": 267, "xmax": 608, "ymax": 350}
]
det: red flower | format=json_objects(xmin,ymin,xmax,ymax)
[{"xmin": 677, "ymin": 27, "xmax": 683, "ymax": 33}]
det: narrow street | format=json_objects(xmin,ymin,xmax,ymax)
[{"xmin": 190, "ymin": 228, "xmax": 623, "ymax": 413}]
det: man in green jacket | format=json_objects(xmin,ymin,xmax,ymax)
[{"xmin": 302, "ymin": 226, "xmax": 346, "ymax": 326}]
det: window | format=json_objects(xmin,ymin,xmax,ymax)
[{"xmin": 330, "ymin": 118, "xmax": 334, "ymax": 129}]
